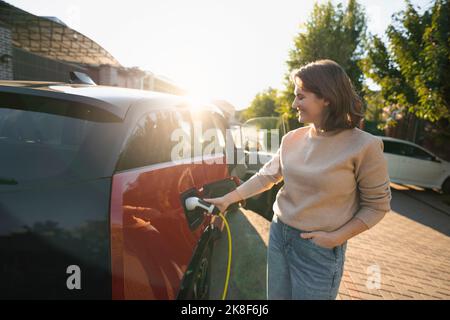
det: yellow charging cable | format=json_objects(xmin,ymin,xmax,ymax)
[{"xmin": 218, "ymin": 212, "xmax": 232, "ymax": 300}]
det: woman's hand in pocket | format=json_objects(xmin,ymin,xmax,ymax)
[{"xmin": 300, "ymin": 231, "xmax": 343, "ymax": 249}]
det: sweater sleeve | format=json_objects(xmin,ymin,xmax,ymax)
[
  {"xmin": 234, "ymin": 139, "xmax": 284, "ymax": 200},
  {"xmin": 354, "ymin": 137, "xmax": 392, "ymax": 229}
]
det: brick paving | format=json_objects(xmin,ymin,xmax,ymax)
[{"xmin": 336, "ymin": 208, "xmax": 450, "ymax": 300}]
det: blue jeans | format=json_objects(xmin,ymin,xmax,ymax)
[{"xmin": 267, "ymin": 214, "xmax": 347, "ymax": 300}]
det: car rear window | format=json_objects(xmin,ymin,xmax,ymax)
[{"xmin": 0, "ymin": 107, "xmax": 97, "ymax": 185}]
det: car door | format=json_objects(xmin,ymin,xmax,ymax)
[
  {"xmin": 189, "ymin": 107, "xmax": 241, "ymax": 240},
  {"xmin": 110, "ymin": 107, "xmax": 211, "ymax": 300},
  {"xmin": 381, "ymin": 140, "xmax": 405, "ymax": 182},
  {"xmin": 190, "ymin": 108, "xmax": 230, "ymax": 184},
  {"xmin": 401, "ymin": 144, "xmax": 445, "ymax": 188}
]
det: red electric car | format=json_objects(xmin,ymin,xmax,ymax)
[{"xmin": 0, "ymin": 80, "xmax": 240, "ymax": 299}]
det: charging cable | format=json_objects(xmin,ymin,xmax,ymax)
[{"xmin": 185, "ymin": 197, "xmax": 232, "ymax": 300}]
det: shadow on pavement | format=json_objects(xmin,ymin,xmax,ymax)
[
  {"xmin": 390, "ymin": 188, "xmax": 450, "ymax": 236},
  {"xmin": 209, "ymin": 208, "xmax": 268, "ymax": 300}
]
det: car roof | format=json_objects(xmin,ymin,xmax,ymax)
[
  {"xmin": 375, "ymin": 135, "xmax": 441, "ymax": 156},
  {"xmin": 375, "ymin": 135, "xmax": 420, "ymax": 146},
  {"xmin": 0, "ymin": 81, "xmax": 190, "ymax": 119}
]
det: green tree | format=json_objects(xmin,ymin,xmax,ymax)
[
  {"xmin": 279, "ymin": 0, "xmax": 367, "ymax": 126},
  {"xmin": 239, "ymin": 87, "xmax": 282, "ymax": 122},
  {"xmin": 363, "ymin": 0, "xmax": 449, "ymax": 124},
  {"xmin": 362, "ymin": 87, "xmax": 386, "ymax": 135}
]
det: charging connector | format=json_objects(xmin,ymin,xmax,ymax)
[{"xmin": 185, "ymin": 197, "xmax": 220, "ymax": 215}]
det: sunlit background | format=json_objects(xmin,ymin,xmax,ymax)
[{"xmin": 9, "ymin": 0, "xmax": 432, "ymax": 109}]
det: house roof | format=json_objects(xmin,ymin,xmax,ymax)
[{"xmin": 0, "ymin": 0, "xmax": 120, "ymax": 66}]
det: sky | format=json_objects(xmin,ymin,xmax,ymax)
[{"xmin": 8, "ymin": 0, "xmax": 433, "ymax": 110}]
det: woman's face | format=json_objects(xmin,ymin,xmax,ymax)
[{"xmin": 291, "ymin": 84, "xmax": 329, "ymax": 126}]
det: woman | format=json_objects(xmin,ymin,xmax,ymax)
[{"xmin": 204, "ymin": 59, "xmax": 392, "ymax": 300}]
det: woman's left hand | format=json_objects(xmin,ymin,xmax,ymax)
[{"xmin": 300, "ymin": 231, "xmax": 343, "ymax": 249}]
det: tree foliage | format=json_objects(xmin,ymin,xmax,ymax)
[{"xmin": 363, "ymin": 0, "xmax": 450, "ymax": 124}]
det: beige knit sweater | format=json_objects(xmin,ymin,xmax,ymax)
[{"xmin": 235, "ymin": 124, "xmax": 392, "ymax": 232}]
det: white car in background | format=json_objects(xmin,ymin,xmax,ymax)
[{"xmin": 378, "ymin": 136, "xmax": 450, "ymax": 194}]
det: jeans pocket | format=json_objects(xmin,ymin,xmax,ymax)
[
  {"xmin": 307, "ymin": 238, "xmax": 333, "ymax": 251},
  {"xmin": 307, "ymin": 238, "xmax": 340, "ymax": 261}
]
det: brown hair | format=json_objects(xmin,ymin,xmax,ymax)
[{"xmin": 290, "ymin": 59, "xmax": 364, "ymax": 131}]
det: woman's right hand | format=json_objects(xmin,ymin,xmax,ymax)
[
  {"xmin": 203, "ymin": 196, "xmax": 231, "ymax": 214},
  {"xmin": 204, "ymin": 190, "xmax": 243, "ymax": 214}
]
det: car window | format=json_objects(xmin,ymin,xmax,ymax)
[
  {"xmin": 172, "ymin": 110, "xmax": 194, "ymax": 160},
  {"xmin": 116, "ymin": 109, "xmax": 193, "ymax": 171},
  {"xmin": 406, "ymin": 145, "xmax": 434, "ymax": 161},
  {"xmin": 229, "ymin": 125, "xmax": 243, "ymax": 149},
  {"xmin": 382, "ymin": 140, "xmax": 410, "ymax": 156},
  {"xmin": 383, "ymin": 140, "xmax": 434, "ymax": 161},
  {"xmin": 242, "ymin": 117, "xmax": 284, "ymax": 153},
  {"xmin": 0, "ymin": 107, "xmax": 93, "ymax": 184},
  {"xmin": 190, "ymin": 109, "xmax": 226, "ymax": 158},
  {"xmin": 209, "ymin": 112, "xmax": 226, "ymax": 149}
]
